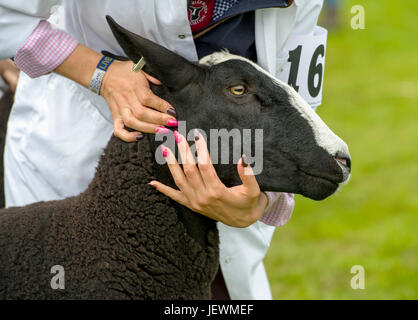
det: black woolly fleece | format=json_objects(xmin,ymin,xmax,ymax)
[{"xmin": 0, "ymin": 134, "xmax": 219, "ymax": 299}]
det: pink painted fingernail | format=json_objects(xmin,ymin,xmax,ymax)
[
  {"xmin": 156, "ymin": 126, "xmax": 170, "ymax": 134},
  {"xmin": 167, "ymin": 118, "xmax": 178, "ymax": 127},
  {"xmin": 174, "ymin": 131, "xmax": 182, "ymax": 143},
  {"xmin": 160, "ymin": 145, "xmax": 168, "ymax": 158},
  {"xmin": 148, "ymin": 183, "xmax": 156, "ymax": 189},
  {"xmin": 167, "ymin": 108, "xmax": 177, "ymax": 118}
]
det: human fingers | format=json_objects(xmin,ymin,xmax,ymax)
[
  {"xmin": 113, "ymin": 116, "xmax": 143, "ymax": 142},
  {"xmin": 142, "ymin": 71, "xmax": 162, "ymax": 85},
  {"xmin": 237, "ymin": 154, "xmax": 260, "ymax": 198},
  {"xmin": 126, "ymin": 93, "xmax": 177, "ymax": 128},
  {"xmin": 193, "ymin": 129, "xmax": 224, "ymax": 191},
  {"xmin": 148, "ymin": 181, "xmax": 189, "ymax": 206},
  {"xmin": 174, "ymin": 130, "xmax": 205, "ymax": 191},
  {"xmin": 136, "ymin": 87, "xmax": 173, "ymax": 114},
  {"xmin": 120, "ymin": 106, "xmax": 165, "ymax": 134},
  {"xmin": 159, "ymin": 145, "xmax": 196, "ymax": 199}
]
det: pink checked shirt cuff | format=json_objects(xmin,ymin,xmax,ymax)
[
  {"xmin": 14, "ymin": 20, "xmax": 79, "ymax": 79},
  {"xmin": 260, "ymin": 192, "xmax": 295, "ymax": 227}
]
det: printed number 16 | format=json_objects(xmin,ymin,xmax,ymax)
[{"xmin": 288, "ymin": 44, "xmax": 325, "ymax": 98}]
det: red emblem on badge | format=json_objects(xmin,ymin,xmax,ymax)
[{"xmin": 188, "ymin": 0, "xmax": 215, "ymax": 33}]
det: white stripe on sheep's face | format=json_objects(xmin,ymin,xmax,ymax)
[
  {"xmin": 198, "ymin": 52, "xmax": 351, "ymax": 200},
  {"xmin": 107, "ymin": 16, "xmax": 351, "ymax": 201}
]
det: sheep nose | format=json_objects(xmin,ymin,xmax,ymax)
[{"xmin": 334, "ymin": 153, "xmax": 351, "ymax": 172}]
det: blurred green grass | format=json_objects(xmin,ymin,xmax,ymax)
[{"xmin": 265, "ymin": 0, "xmax": 418, "ymax": 299}]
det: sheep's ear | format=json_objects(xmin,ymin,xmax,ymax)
[{"xmin": 106, "ymin": 15, "xmax": 201, "ymax": 90}]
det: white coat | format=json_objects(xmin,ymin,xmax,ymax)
[{"xmin": 0, "ymin": 0, "xmax": 325, "ymax": 299}]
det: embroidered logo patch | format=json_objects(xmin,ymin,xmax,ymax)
[
  {"xmin": 188, "ymin": 0, "xmax": 214, "ymax": 33},
  {"xmin": 189, "ymin": 0, "xmax": 207, "ymax": 24}
]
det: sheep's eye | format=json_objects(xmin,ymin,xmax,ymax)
[{"xmin": 229, "ymin": 85, "xmax": 247, "ymax": 96}]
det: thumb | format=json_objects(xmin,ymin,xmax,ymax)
[
  {"xmin": 237, "ymin": 154, "xmax": 260, "ymax": 196},
  {"xmin": 142, "ymin": 71, "xmax": 162, "ymax": 85}
]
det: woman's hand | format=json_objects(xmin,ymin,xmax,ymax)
[
  {"xmin": 101, "ymin": 60, "xmax": 178, "ymax": 142},
  {"xmin": 54, "ymin": 44, "xmax": 177, "ymax": 142},
  {"xmin": 149, "ymin": 130, "xmax": 269, "ymax": 228},
  {"xmin": 0, "ymin": 59, "xmax": 20, "ymax": 93}
]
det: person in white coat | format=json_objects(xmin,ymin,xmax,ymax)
[{"xmin": 0, "ymin": 0, "xmax": 327, "ymax": 299}]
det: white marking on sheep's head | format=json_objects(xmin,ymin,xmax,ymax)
[{"xmin": 107, "ymin": 16, "xmax": 351, "ymax": 201}]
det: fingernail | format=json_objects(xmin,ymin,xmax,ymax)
[
  {"xmin": 136, "ymin": 134, "xmax": 144, "ymax": 141},
  {"xmin": 194, "ymin": 129, "xmax": 200, "ymax": 141},
  {"xmin": 167, "ymin": 108, "xmax": 177, "ymax": 118},
  {"xmin": 156, "ymin": 126, "xmax": 170, "ymax": 134},
  {"xmin": 167, "ymin": 118, "xmax": 178, "ymax": 127},
  {"xmin": 148, "ymin": 183, "xmax": 156, "ymax": 189},
  {"xmin": 174, "ymin": 131, "xmax": 182, "ymax": 143},
  {"xmin": 242, "ymin": 154, "xmax": 249, "ymax": 167},
  {"xmin": 160, "ymin": 145, "xmax": 168, "ymax": 158}
]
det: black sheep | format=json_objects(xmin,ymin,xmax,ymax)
[
  {"xmin": 0, "ymin": 132, "xmax": 218, "ymax": 299},
  {"xmin": 0, "ymin": 17, "xmax": 351, "ymax": 299}
]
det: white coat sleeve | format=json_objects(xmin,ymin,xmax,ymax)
[{"xmin": 0, "ymin": 0, "xmax": 61, "ymax": 59}]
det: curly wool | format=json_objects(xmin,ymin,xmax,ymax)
[{"xmin": 0, "ymin": 134, "xmax": 219, "ymax": 299}]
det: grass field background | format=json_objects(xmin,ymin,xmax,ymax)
[{"xmin": 265, "ymin": 0, "xmax": 418, "ymax": 299}]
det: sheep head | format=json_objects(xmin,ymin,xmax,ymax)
[{"xmin": 106, "ymin": 16, "xmax": 351, "ymax": 201}]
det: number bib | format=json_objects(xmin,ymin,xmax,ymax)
[{"xmin": 276, "ymin": 26, "xmax": 328, "ymax": 110}]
